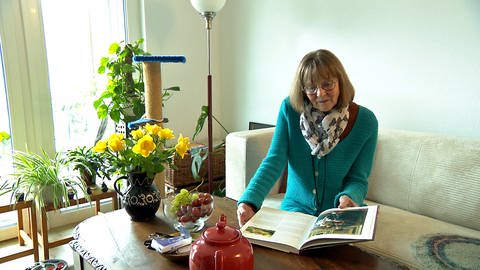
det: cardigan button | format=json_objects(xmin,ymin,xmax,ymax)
[
  {"xmin": 312, "ymin": 189, "xmax": 316, "ymax": 194},
  {"xmin": 314, "ymin": 171, "xmax": 319, "ymax": 176}
]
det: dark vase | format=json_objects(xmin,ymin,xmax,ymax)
[{"xmin": 114, "ymin": 172, "xmax": 161, "ymax": 221}]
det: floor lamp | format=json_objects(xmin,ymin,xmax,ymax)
[{"xmin": 190, "ymin": 0, "xmax": 226, "ymax": 193}]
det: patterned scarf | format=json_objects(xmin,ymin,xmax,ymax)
[{"xmin": 300, "ymin": 103, "xmax": 349, "ymax": 158}]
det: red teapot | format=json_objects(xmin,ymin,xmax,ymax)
[{"xmin": 189, "ymin": 214, "xmax": 254, "ymax": 270}]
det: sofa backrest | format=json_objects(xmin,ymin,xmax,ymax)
[
  {"xmin": 225, "ymin": 127, "xmax": 480, "ymax": 231},
  {"xmin": 367, "ymin": 129, "xmax": 480, "ymax": 231},
  {"xmin": 225, "ymin": 127, "xmax": 281, "ymax": 201}
]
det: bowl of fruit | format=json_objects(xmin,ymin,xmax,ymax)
[{"xmin": 163, "ymin": 189, "xmax": 214, "ymax": 232}]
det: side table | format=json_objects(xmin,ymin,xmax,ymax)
[
  {"xmin": 0, "ymin": 200, "xmax": 39, "ymax": 263},
  {"xmin": 38, "ymin": 188, "xmax": 118, "ymax": 260}
]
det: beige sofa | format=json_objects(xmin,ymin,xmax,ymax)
[{"xmin": 225, "ymin": 128, "xmax": 480, "ymax": 269}]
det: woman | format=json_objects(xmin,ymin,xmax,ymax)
[{"xmin": 237, "ymin": 49, "xmax": 378, "ymax": 226}]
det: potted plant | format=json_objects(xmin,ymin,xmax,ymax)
[
  {"xmin": 93, "ymin": 38, "xmax": 180, "ymax": 125},
  {"xmin": 190, "ymin": 106, "xmax": 229, "ymax": 196},
  {"xmin": 4, "ymin": 150, "xmax": 90, "ymax": 209},
  {"xmin": 92, "ymin": 123, "xmax": 192, "ymax": 220},
  {"xmin": 67, "ymin": 146, "xmax": 111, "ymax": 188}
]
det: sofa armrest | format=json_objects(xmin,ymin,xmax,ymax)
[{"xmin": 225, "ymin": 127, "xmax": 282, "ymax": 201}]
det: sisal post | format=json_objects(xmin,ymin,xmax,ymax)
[{"xmin": 143, "ymin": 61, "xmax": 165, "ymax": 197}]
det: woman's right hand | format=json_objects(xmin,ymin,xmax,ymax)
[{"xmin": 237, "ymin": 202, "xmax": 255, "ymax": 227}]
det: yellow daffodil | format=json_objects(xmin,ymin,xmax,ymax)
[
  {"xmin": 158, "ymin": 128, "xmax": 175, "ymax": 140},
  {"xmin": 108, "ymin": 133, "xmax": 125, "ymax": 152},
  {"xmin": 92, "ymin": 126, "xmax": 191, "ymax": 179},
  {"xmin": 130, "ymin": 129, "xmax": 144, "ymax": 140},
  {"xmin": 132, "ymin": 134, "xmax": 156, "ymax": 157},
  {"xmin": 0, "ymin": 131, "xmax": 10, "ymax": 143},
  {"xmin": 93, "ymin": 140, "xmax": 107, "ymax": 153},
  {"xmin": 144, "ymin": 123, "xmax": 161, "ymax": 136},
  {"xmin": 175, "ymin": 134, "xmax": 191, "ymax": 158}
]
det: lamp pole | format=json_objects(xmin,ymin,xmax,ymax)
[
  {"xmin": 206, "ymin": 13, "xmax": 214, "ymax": 194},
  {"xmin": 190, "ymin": 0, "xmax": 226, "ymax": 193}
]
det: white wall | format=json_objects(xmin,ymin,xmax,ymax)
[
  {"xmin": 144, "ymin": 0, "xmax": 480, "ymax": 141},
  {"xmin": 142, "ymin": 0, "xmax": 227, "ymax": 144}
]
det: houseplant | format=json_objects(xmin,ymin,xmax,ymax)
[
  {"xmin": 93, "ymin": 123, "xmax": 192, "ymax": 220},
  {"xmin": 190, "ymin": 106, "xmax": 229, "ymax": 196},
  {"xmin": 3, "ymin": 150, "xmax": 90, "ymax": 209},
  {"xmin": 67, "ymin": 146, "xmax": 111, "ymax": 188},
  {"xmin": 93, "ymin": 38, "xmax": 180, "ymax": 124},
  {"xmin": 93, "ymin": 38, "xmax": 148, "ymax": 124}
]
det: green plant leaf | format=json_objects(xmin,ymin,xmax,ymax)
[
  {"xmin": 192, "ymin": 106, "xmax": 209, "ymax": 141},
  {"xmin": 97, "ymin": 104, "xmax": 108, "ymax": 119},
  {"xmin": 164, "ymin": 86, "xmax": 180, "ymax": 91},
  {"xmin": 93, "ymin": 99, "xmax": 102, "ymax": 109},
  {"xmin": 97, "ymin": 65, "xmax": 106, "ymax": 74},
  {"xmin": 110, "ymin": 109, "xmax": 121, "ymax": 123},
  {"xmin": 108, "ymin": 42, "xmax": 120, "ymax": 54},
  {"xmin": 99, "ymin": 56, "xmax": 109, "ymax": 66},
  {"xmin": 191, "ymin": 148, "xmax": 208, "ymax": 180}
]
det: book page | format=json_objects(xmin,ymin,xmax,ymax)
[
  {"xmin": 301, "ymin": 205, "xmax": 378, "ymax": 250},
  {"xmin": 241, "ymin": 207, "xmax": 316, "ymax": 253}
]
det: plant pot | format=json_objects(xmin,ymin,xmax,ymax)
[{"xmin": 80, "ymin": 168, "xmax": 96, "ymax": 187}]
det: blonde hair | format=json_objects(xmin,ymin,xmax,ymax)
[{"xmin": 289, "ymin": 49, "xmax": 355, "ymax": 113}]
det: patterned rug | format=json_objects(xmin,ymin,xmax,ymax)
[{"xmin": 413, "ymin": 234, "xmax": 480, "ymax": 270}]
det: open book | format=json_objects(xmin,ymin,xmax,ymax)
[{"xmin": 240, "ymin": 205, "xmax": 378, "ymax": 254}]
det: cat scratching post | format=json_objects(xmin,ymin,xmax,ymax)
[{"xmin": 134, "ymin": 55, "xmax": 186, "ymax": 197}]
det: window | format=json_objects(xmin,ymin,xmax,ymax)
[
  {"xmin": 41, "ymin": 0, "xmax": 125, "ymax": 152},
  {"xmin": 0, "ymin": 44, "xmax": 13, "ymax": 177},
  {"xmin": 0, "ymin": 43, "xmax": 16, "ymax": 233},
  {"xmin": 0, "ymin": 0, "xmax": 137, "ymax": 240}
]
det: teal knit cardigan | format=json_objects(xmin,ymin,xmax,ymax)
[{"xmin": 238, "ymin": 97, "xmax": 378, "ymax": 215}]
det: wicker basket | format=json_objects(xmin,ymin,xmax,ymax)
[
  {"xmin": 165, "ymin": 146, "xmax": 225, "ymax": 188},
  {"xmin": 165, "ymin": 178, "xmax": 225, "ymax": 195}
]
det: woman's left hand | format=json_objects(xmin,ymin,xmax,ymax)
[{"xmin": 338, "ymin": 195, "xmax": 359, "ymax": 208}]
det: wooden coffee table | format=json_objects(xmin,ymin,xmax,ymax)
[{"xmin": 70, "ymin": 197, "xmax": 407, "ymax": 270}]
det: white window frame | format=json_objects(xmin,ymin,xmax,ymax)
[{"xmin": 0, "ymin": 0, "xmax": 144, "ymax": 240}]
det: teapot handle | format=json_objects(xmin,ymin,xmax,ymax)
[
  {"xmin": 214, "ymin": 250, "xmax": 224, "ymax": 270},
  {"xmin": 113, "ymin": 175, "xmax": 128, "ymax": 196}
]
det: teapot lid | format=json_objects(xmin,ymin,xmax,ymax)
[{"xmin": 203, "ymin": 214, "xmax": 240, "ymax": 244}]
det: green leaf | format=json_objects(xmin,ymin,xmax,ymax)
[
  {"xmin": 97, "ymin": 65, "xmax": 106, "ymax": 74},
  {"xmin": 97, "ymin": 104, "xmax": 108, "ymax": 119},
  {"xmin": 93, "ymin": 99, "xmax": 102, "ymax": 109},
  {"xmin": 164, "ymin": 86, "xmax": 180, "ymax": 91},
  {"xmin": 192, "ymin": 106, "xmax": 209, "ymax": 141},
  {"xmin": 100, "ymin": 91, "xmax": 113, "ymax": 99},
  {"xmin": 110, "ymin": 109, "xmax": 121, "ymax": 123},
  {"xmin": 99, "ymin": 56, "xmax": 109, "ymax": 66},
  {"xmin": 191, "ymin": 149, "xmax": 208, "ymax": 180},
  {"xmin": 132, "ymin": 104, "xmax": 145, "ymax": 117},
  {"xmin": 108, "ymin": 42, "xmax": 120, "ymax": 54}
]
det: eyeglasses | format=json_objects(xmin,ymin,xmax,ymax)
[{"xmin": 303, "ymin": 79, "xmax": 336, "ymax": 95}]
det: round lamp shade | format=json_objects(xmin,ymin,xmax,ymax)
[{"xmin": 190, "ymin": 0, "xmax": 226, "ymax": 13}]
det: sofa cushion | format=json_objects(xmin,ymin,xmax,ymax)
[
  {"xmin": 366, "ymin": 129, "xmax": 480, "ymax": 231},
  {"xmin": 354, "ymin": 201, "xmax": 480, "ymax": 269}
]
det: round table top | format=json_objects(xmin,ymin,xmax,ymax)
[{"xmin": 70, "ymin": 196, "xmax": 406, "ymax": 270}]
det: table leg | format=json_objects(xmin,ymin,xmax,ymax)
[
  {"xmin": 30, "ymin": 205, "xmax": 39, "ymax": 262},
  {"xmin": 112, "ymin": 193, "xmax": 118, "ymax": 210},
  {"xmin": 17, "ymin": 207, "xmax": 25, "ymax": 246},
  {"xmin": 39, "ymin": 208, "xmax": 49, "ymax": 260},
  {"xmin": 95, "ymin": 199, "xmax": 101, "ymax": 214}
]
